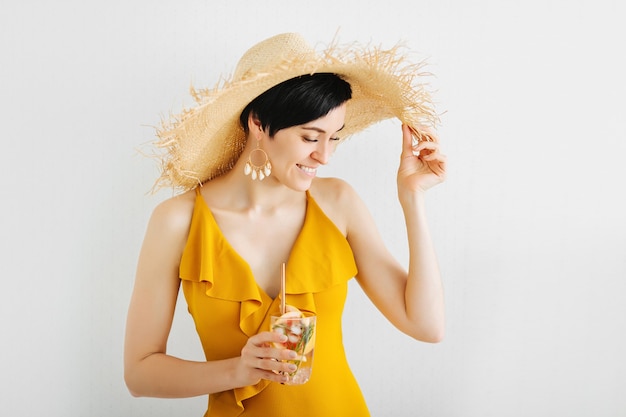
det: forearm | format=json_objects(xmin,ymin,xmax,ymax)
[
  {"xmin": 125, "ymin": 353, "xmax": 240, "ymax": 398},
  {"xmin": 401, "ymin": 192, "xmax": 445, "ymax": 342}
]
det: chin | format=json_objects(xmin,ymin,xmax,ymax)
[
  {"xmin": 275, "ymin": 171, "xmax": 315, "ymax": 192},
  {"xmin": 286, "ymin": 179, "xmax": 313, "ymax": 192}
]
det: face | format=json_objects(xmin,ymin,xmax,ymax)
[{"xmin": 262, "ymin": 103, "xmax": 347, "ymax": 191}]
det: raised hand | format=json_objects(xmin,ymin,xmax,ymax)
[{"xmin": 397, "ymin": 124, "xmax": 446, "ymax": 196}]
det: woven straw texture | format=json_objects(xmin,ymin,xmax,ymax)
[{"xmin": 153, "ymin": 33, "xmax": 438, "ymax": 192}]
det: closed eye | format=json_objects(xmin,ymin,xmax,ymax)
[
  {"xmin": 303, "ymin": 137, "xmax": 340, "ymax": 143},
  {"xmin": 301, "ymin": 124, "xmax": 344, "ymax": 143}
]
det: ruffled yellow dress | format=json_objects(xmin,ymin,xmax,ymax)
[{"xmin": 180, "ymin": 188, "xmax": 371, "ymax": 417}]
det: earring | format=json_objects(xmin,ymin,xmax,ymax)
[{"xmin": 244, "ymin": 141, "xmax": 272, "ymax": 180}]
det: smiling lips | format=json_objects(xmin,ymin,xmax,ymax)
[{"xmin": 297, "ymin": 164, "xmax": 317, "ymax": 176}]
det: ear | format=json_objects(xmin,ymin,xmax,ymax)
[{"xmin": 247, "ymin": 113, "xmax": 263, "ymax": 137}]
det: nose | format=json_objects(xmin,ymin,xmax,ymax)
[{"xmin": 311, "ymin": 141, "xmax": 333, "ymax": 165}]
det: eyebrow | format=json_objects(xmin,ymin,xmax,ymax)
[{"xmin": 301, "ymin": 124, "xmax": 346, "ymax": 134}]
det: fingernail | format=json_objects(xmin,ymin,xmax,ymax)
[
  {"xmin": 288, "ymin": 364, "xmax": 298, "ymax": 371},
  {"xmin": 288, "ymin": 351, "xmax": 298, "ymax": 359}
]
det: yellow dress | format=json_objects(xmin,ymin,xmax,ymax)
[{"xmin": 180, "ymin": 188, "xmax": 371, "ymax": 417}]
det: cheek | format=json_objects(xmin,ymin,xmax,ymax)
[{"xmin": 268, "ymin": 146, "xmax": 299, "ymax": 169}]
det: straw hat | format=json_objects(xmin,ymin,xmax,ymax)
[{"xmin": 153, "ymin": 32, "xmax": 438, "ymax": 192}]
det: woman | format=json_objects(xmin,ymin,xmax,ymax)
[{"xmin": 124, "ymin": 33, "xmax": 446, "ymax": 416}]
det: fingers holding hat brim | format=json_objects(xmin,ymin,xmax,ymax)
[{"xmin": 401, "ymin": 124, "xmax": 437, "ymax": 157}]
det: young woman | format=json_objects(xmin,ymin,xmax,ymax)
[{"xmin": 124, "ymin": 33, "xmax": 446, "ymax": 417}]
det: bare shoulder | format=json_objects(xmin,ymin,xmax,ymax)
[
  {"xmin": 134, "ymin": 189, "xmax": 197, "ymax": 289},
  {"xmin": 310, "ymin": 177, "xmax": 358, "ymax": 202},
  {"xmin": 309, "ymin": 177, "xmax": 363, "ymax": 234},
  {"xmin": 148, "ymin": 189, "xmax": 197, "ymax": 237}
]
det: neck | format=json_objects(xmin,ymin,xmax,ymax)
[{"xmin": 213, "ymin": 162, "xmax": 305, "ymax": 213}]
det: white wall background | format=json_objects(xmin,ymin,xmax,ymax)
[{"xmin": 1, "ymin": 1, "xmax": 624, "ymax": 416}]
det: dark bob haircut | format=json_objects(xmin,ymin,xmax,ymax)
[{"xmin": 239, "ymin": 73, "xmax": 352, "ymax": 137}]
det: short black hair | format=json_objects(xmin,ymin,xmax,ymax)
[{"xmin": 240, "ymin": 73, "xmax": 352, "ymax": 137}]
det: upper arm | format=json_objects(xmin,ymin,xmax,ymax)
[
  {"xmin": 339, "ymin": 184, "xmax": 413, "ymax": 332},
  {"xmin": 124, "ymin": 195, "xmax": 194, "ymax": 367},
  {"xmin": 312, "ymin": 178, "xmax": 409, "ymax": 329}
]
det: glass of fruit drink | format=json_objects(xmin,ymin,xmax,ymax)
[{"xmin": 270, "ymin": 307, "xmax": 316, "ymax": 385}]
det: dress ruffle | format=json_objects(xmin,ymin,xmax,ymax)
[{"xmin": 179, "ymin": 189, "xmax": 357, "ymax": 416}]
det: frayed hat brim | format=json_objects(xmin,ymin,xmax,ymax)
[{"xmin": 152, "ymin": 33, "xmax": 439, "ymax": 192}]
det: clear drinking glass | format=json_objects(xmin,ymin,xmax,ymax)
[{"xmin": 270, "ymin": 313, "xmax": 316, "ymax": 385}]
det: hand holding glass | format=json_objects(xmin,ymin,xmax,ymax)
[{"xmin": 270, "ymin": 309, "xmax": 316, "ymax": 385}]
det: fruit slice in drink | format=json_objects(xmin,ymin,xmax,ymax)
[{"xmin": 271, "ymin": 305, "xmax": 316, "ymax": 384}]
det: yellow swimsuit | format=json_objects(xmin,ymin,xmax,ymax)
[{"xmin": 180, "ymin": 188, "xmax": 370, "ymax": 417}]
